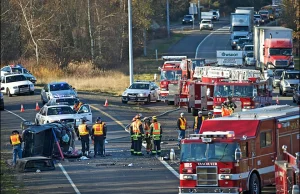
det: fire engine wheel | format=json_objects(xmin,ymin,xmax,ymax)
[{"xmin": 248, "ymin": 173, "xmax": 261, "ymax": 194}]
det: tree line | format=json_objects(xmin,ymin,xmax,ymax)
[{"xmin": 1, "ymin": 0, "xmax": 298, "ymax": 70}]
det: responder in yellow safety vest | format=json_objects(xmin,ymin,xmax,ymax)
[
  {"xmin": 78, "ymin": 117, "xmax": 91, "ymax": 156},
  {"xmin": 92, "ymin": 117, "xmax": 107, "ymax": 158},
  {"xmin": 130, "ymin": 114, "xmax": 144, "ymax": 156},
  {"xmin": 150, "ymin": 116, "xmax": 163, "ymax": 156},
  {"xmin": 143, "ymin": 117, "xmax": 153, "ymax": 154},
  {"xmin": 193, "ymin": 111, "xmax": 205, "ymax": 134},
  {"xmin": 10, "ymin": 130, "xmax": 22, "ymax": 166},
  {"xmin": 130, "ymin": 117, "xmax": 136, "ymax": 155},
  {"xmin": 177, "ymin": 112, "xmax": 187, "ymax": 149}
]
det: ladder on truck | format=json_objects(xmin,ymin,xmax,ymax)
[{"xmin": 193, "ymin": 66, "xmax": 264, "ymax": 81}]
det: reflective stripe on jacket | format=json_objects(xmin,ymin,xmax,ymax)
[
  {"xmin": 179, "ymin": 118, "xmax": 187, "ymax": 130},
  {"xmin": 151, "ymin": 122, "xmax": 161, "ymax": 140},
  {"xmin": 10, "ymin": 134, "xmax": 21, "ymax": 145},
  {"xmin": 79, "ymin": 124, "xmax": 89, "ymax": 135},
  {"xmin": 93, "ymin": 123, "xmax": 104, "ymax": 135}
]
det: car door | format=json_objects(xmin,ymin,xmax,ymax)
[
  {"xmin": 149, "ymin": 83, "xmax": 157, "ymax": 101},
  {"xmin": 37, "ymin": 107, "xmax": 47, "ymax": 124},
  {"xmin": 41, "ymin": 84, "xmax": 49, "ymax": 102},
  {"xmin": 77, "ymin": 104, "xmax": 92, "ymax": 125},
  {"xmin": 1, "ymin": 77, "xmax": 6, "ymax": 93}
]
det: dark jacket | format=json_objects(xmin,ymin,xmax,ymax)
[
  {"xmin": 223, "ymin": 100, "xmax": 237, "ymax": 110},
  {"xmin": 193, "ymin": 116, "xmax": 204, "ymax": 130}
]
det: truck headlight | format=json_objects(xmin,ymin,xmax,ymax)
[
  {"xmin": 183, "ymin": 175, "xmax": 193, "ymax": 180},
  {"xmin": 13, "ymin": 86, "xmax": 18, "ymax": 89},
  {"xmin": 233, "ymin": 41, "xmax": 236, "ymax": 44},
  {"xmin": 138, "ymin": 93, "xmax": 147, "ymax": 97},
  {"xmin": 220, "ymin": 174, "xmax": 232, "ymax": 180},
  {"xmin": 122, "ymin": 91, "xmax": 128, "ymax": 96}
]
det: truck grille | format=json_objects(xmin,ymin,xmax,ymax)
[
  {"xmin": 196, "ymin": 166, "xmax": 218, "ymax": 186},
  {"xmin": 275, "ymin": 60, "xmax": 288, "ymax": 67},
  {"xmin": 60, "ymin": 119, "xmax": 75, "ymax": 123},
  {"xmin": 18, "ymin": 85, "xmax": 29, "ymax": 93}
]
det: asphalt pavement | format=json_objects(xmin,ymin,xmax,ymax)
[{"xmin": 1, "ymin": 16, "xmax": 297, "ymax": 194}]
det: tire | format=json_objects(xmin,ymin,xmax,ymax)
[
  {"xmin": 7, "ymin": 89, "xmax": 12, "ymax": 97},
  {"xmin": 248, "ymin": 173, "xmax": 261, "ymax": 194},
  {"xmin": 293, "ymin": 96, "xmax": 296, "ymax": 103},
  {"xmin": 279, "ymin": 88, "xmax": 282, "ymax": 95},
  {"xmin": 167, "ymin": 101, "xmax": 174, "ymax": 105},
  {"xmin": 283, "ymin": 92, "xmax": 286, "ymax": 96},
  {"xmin": 231, "ymin": 46, "xmax": 235, "ymax": 50},
  {"xmin": 144, "ymin": 95, "xmax": 151, "ymax": 104},
  {"xmin": 35, "ymin": 118, "xmax": 39, "ymax": 125},
  {"xmin": 30, "ymin": 91, "xmax": 34, "ymax": 95},
  {"xmin": 122, "ymin": 100, "xmax": 128, "ymax": 104},
  {"xmin": 192, "ymin": 108, "xmax": 198, "ymax": 116}
]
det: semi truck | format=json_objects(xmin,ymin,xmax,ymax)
[
  {"xmin": 178, "ymin": 105, "xmax": 300, "ymax": 194},
  {"xmin": 230, "ymin": 13, "xmax": 251, "ymax": 49},
  {"xmin": 253, "ymin": 26, "xmax": 294, "ymax": 70},
  {"xmin": 235, "ymin": 7, "xmax": 254, "ymax": 33}
]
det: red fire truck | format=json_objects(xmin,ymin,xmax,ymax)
[
  {"xmin": 177, "ymin": 66, "xmax": 273, "ymax": 116},
  {"xmin": 179, "ymin": 105, "xmax": 300, "ymax": 194},
  {"xmin": 275, "ymin": 146, "xmax": 300, "ymax": 194}
]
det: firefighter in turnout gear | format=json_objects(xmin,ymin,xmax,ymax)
[
  {"xmin": 221, "ymin": 96, "xmax": 237, "ymax": 116},
  {"xmin": 193, "ymin": 111, "xmax": 205, "ymax": 134},
  {"xmin": 150, "ymin": 116, "xmax": 163, "ymax": 156},
  {"xmin": 78, "ymin": 117, "xmax": 91, "ymax": 156},
  {"xmin": 130, "ymin": 114, "xmax": 144, "ymax": 156},
  {"xmin": 92, "ymin": 117, "xmax": 107, "ymax": 157},
  {"xmin": 143, "ymin": 117, "xmax": 152, "ymax": 154},
  {"xmin": 130, "ymin": 117, "xmax": 136, "ymax": 155},
  {"xmin": 10, "ymin": 130, "xmax": 22, "ymax": 166},
  {"xmin": 177, "ymin": 113, "xmax": 187, "ymax": 149}
]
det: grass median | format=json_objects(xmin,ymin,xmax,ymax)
[{"xmin": 1, "ymin": 159, "xmax": 21, "ymax": 194}]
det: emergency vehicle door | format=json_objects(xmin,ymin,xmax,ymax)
[
  {"xmin": 201, "ymin": 85, "xmax": 207, "ymax": 110},
  {"xmin": 77, "ymin": 104, "xmax": 92, "ymax": 125},
  {"xmin": 188, "ymin": 83, "xmax": 195, "ymax": 108}
]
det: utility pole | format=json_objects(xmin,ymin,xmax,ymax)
[
  {"xmin": 128, "ymin": 0, "xmax": 133, "ymax": 85},
  {"xmin": 166, "ymin": 0, "xmax": 170, "ymax": 38},
  {"xmin": 198, "ymin": 0, "xmax": 201, "ymax": 21}
]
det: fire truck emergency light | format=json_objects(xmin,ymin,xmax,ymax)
[{"xmin": 202, "ymin": 131, "xmax": 235, "ymax": 138}]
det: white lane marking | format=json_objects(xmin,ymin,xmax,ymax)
[
  {"xmin": 4, "ymin": 109, "xmax": 26, "ymax": 121},
  {"xmin": 90, "ymin": 105, "xmax": 126, "ymax": 128},
  {"xmin": 4, "ymin": 109, "xmax": 81, "ymax": 194},
  {"xmin": 160, "ymin": 160, "xmax": 180, "ymax": 178},
  {"xmin": 58, "ymin": 163, "xmax": 81, "ymax": 194},
  {"xmin": 195, "ymin": 25, "xmax": 230, "ymax": 58}
]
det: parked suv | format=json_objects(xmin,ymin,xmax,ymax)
[
  {"xmin": 41, "ymin": 81, "xmax": 77, "ymax": 104},
  {"xmin": 1, "ymin": 65, "xmax": 37, "ymax": 84},
  {"xmin": 292, "ymin": 84, "xmax": 300, "ymax": 105},
  {"xmin": 1, "ymin": 74, "xmax": 35, "ymax": 97},
  {"xmin": 182, "ymin": 15, "xmax": 194, "ymax": 25},
  {"xmin": 122, "ymin": 81, "xmax": 160, "ymax": 104},
  {"xmin": 279, "ymin": 70, "xmax": 300, "ymax": 96}
]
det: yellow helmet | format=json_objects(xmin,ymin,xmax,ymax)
[{"xmin": 152, "ymin": 116, "xmax": 157, "ymax": 120}]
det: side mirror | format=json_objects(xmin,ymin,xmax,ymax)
[{"xmin": 235, "ymin": 148, "xmax": 242, "ymax": 161}]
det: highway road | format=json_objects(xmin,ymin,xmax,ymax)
[{"xmin": 1, "ymin": 18, "xmax": 298, "ymax": 194}]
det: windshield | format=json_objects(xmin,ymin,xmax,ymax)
[
  {"xmin": 274, "ymin": 70, "xmax": 284, "ymax": 76},
  {"xmin": 129, "ymin": 83, "xmax": 150, "ymax": 90},
  {"xmin": 244, "ymin": 46, "xmax": 253, "ymax": 51},
  {"xmin": 50, "ymin": 83, "xmax": 71, "ymax": 91},
  {"xmin": 259, "ymin": 11, "xmax": 268, "ymax": 15},
  {"xmin": 214, "ymin": 85, "xmax": 254, "ymax": 97},
  {"xmin": 254, "ymin": 15, "xmax": 261, "ymax": 18},
  {"xmin": 238, "ymin": 39, "xmax": 249, "ymax": 44},
  {"xmin": 47, "ymin": 107, "xmax": 74, "ymax": 115},
  {"xmin": 269, "ymin": 48, "xmax": 293, "ymax": 56},
  {"xmin": 11, "ymin": 68, "xmax": 23, "ymax": 74},
  {"xmin": 55, "ymin": 98, "xmax": 77, "ymax": 106},
  {"xmin": 233, "ymin": 35, "xmax": 246, "ymax": 40},
  {"xmin": 6, "ymin": 75, "xmax": 27, "ymax": 83},
  {"xmin": 160, "ymin": 70, "xmax": 182, "ymax": 81},
  {"xmin": 184, "ymin": 16, "xmax": 193, "ymax": 19},
  {"xmin": 246, "ymin": 53, "xmax": 254, "ymax": 57},
  {"xmin": 180, "ymin": 142, "xmax": 238, "ymax": 162},
  {"xmin": 284, "ymin": 73, "xmax": 299, "ymax": 79},
  {"xmin": 192, "ymin": 60, "xmax": 205, "ymax": 69},
  {"xmin": 23, "ymin": 69, "xmax": 29, "ymax": 74},
  {"xmin": 232, "ymin": 26, "xmax": 249, "ymax": 32}
]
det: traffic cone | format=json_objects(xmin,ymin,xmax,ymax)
[
  {"xmin": 276, "ymin": 95, "xmax": 279, "ymax": 105},
  {"xmin": 104, "ymin": 99, "xmax": 108, "ymax": 107},
  {"xmin": 35, "ymin": 102, "xmax": 40, "ymax": 111},
  {"xmin": 20, "ymin": 104, "xmax": 25, "ymax": 112}
]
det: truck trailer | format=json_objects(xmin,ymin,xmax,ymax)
[{"xmin": 254, "ymin": 26, "xmax": 294, "ymax": 71}]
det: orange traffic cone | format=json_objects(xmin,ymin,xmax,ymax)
[
  {"xmin": 20, "ymin": 104, "xmax": 25, "ymax": 112},
  {"xmin": 35, "ymin": 102, "xmax": 40, "ymax": 111},
  {"xmin": 104, "ymin": 99, "xmax": 108, "ymax": 107},
  {"xmin": 276, "ymin": 95, "xmax": 279, "ymax": 105}
]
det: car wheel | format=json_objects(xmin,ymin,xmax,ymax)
[
  {"xmin": 248, "ymin": 173, "xmax": 261, "ymax": 194},
  {"xmin": 122, "ymin": 100, "xmax": 128, "ymax": 104},
  {"xmin": 167, "ymin": 101, "xmax": 174, "ymax": 105},
  {"xmin": 145, "ymin": 95, "xmax": 150, "ymax": 104},
  {"xmin": 283, "ymin": 92, "xmax": 286, "ymax": 96},
  {"xmin": 30, "ymin": 91, "xmax": 34, "ymax": 95},
  {"xmin": 7, "ymin": 89, "xmax": 12, "ymax": 97},
  {"xmin": 231, "ymin": 46, "xmax": 235, "ymax": 50},
  {"xmin": 293, "ymin": 96, "xmax": 296, "ymax": 103},
  {"xmin": 279, "ymin": 88, "xmax": 282, "ymax": 95},
  {"xmin": 35, "ymin": 118, "xmax": 39, "ymax": 125}
]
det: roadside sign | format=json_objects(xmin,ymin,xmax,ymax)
[{"xmin": 216, "ymin": 50, "xmax": 243, "ymax": 66}]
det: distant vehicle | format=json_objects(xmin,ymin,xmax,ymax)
[
  {"xmin": 230, "ymin": 33, "xmax": 247, "ymax": 50},
  {"xmin": 279, "ymin": 70, "xmax": 300, "ymax": 96},
  {"xmin": 1, "ymin": 65, "xmax": 37, "ymax": 84},
  {"xmin": 182, "ymin": 15, "xmax": 194, "ymax": 25},
  {"xmin": 242, "ymin": 44, "xmax": 254, "ymax": 58},
  {"xmin": 46, "ymin": 97, "xmax": 79, "ymax": 109},
  {"xmin": 0, "ymin": 74, "xmax": 35, "ymax": 97},
  {"xmin": 254, "ymin": 14, "xmax": 262, "ymax": 25},
  {"xmin": 121, "ymin": 81, "xmax": 160, "ymax": 104},
  {"xmin": 292, "ymin": 84, "xmax": 300, "ymax": 105},
  {"xmin": 35, "ymin": 104, "xmax": 93, "ymax": 127},
  {"xmin": 40, "ymin": 81, "xmax": 77, "ymax": 104},
  {"xmin": 236, "ymin": 37, "xmax": 251, "ymax": 50},
  {"xmin": 199, "ymin": 19, "xmax": 213, "ymax": 31},
  {"xmin": 244, "ymin": 52, "xmax": 256, "ymax": 66},
  {"xmin": 0, "ymin": 87, "xmax": 4, "ymax": 110},
  {"xmin": 210, "ymin": 10, "xmax": 220, "ymax": 21},
  {"xmin": 272, "ymin": 69, "xmax": 284, "ymax": 88},
  {"xmin": 201, "ymin": 12, "xmax": 214, "ymax": 20}
]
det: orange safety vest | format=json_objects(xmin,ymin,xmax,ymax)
[
  {"xmin": 179, "ymin": 118, "xmax": 187, "ymax": 130},
  {"xmin": 74, "ymin": 102, "xmax": 83, "ymax": 111},
  {"xmin": 78, "ymin": 124, "xmax": 89, "ymax": 136},
  {"xmin": 10, "ymin": 134, "xmax": 21, "ymax": 145},
  {"xmin": 151, "ymin": 122, "xmax": 161, "ymax": 140},
  {"xmin": 221, "ymin": 107, "xmax": 233, "ymax": 117},
  {"xmin": 93, "ymin": 123, "xmax": 104, "ymax": 136},
  {"xmin": 132, "ymin": 121, "xmax": 141, "ymax": 134}
]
